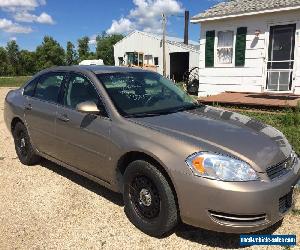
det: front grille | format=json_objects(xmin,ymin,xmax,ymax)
[
  {"xmin": 266, "ymin": 156, "xmax": 294, "ymax": 180},
  {"xmin": 209, "ymin": 210, "xmax": 266, "ymax": 225},
  {"xmin": 279, "ymin": 190, "xmax": 293, "ymax": 213}
]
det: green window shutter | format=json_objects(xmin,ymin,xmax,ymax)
[
  {"xmin": 235, "ymin": 27, "xmax": 247, "ymax": 66},
  {"xmin": 205, "ymin": 30, "xmax": 215, "ymax": 67}
]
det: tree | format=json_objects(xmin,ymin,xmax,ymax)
[
  {"xmin": 0, "ymin": 47, "xmax": 9, "ymax": 76},
  {"xmin": 66, "ymin": 41, "xmax": 78, "ymax": 65},
  {"xmin": 35, "ymin": 36, "xmax": 65, "ymax": 71},
  {"xmin": 6, "ymin": 40, "xmax": 21, "ymax": 75},
  {"xmin": 77, "ymin": 36, "xmax": 90, "ymax": 62},
  {"xmin": 19, "ymin": 50, "xmax": 37, "ymax": 75},
  {"xmin": 96, "ymin": 33, "xmax": 124, "ymax": 65}
]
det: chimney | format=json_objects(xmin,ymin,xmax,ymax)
[{"xmin": 184, "ymin": 10, "xmax": 189, "ymax": 45}]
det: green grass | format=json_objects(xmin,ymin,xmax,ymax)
[
  {"xmin": 0, "ymin": 76, "xmax": 32, "ymax": 87},
  {"xmin": 236, "ymin": 109, "xmax": 300, "ymax": 155}
]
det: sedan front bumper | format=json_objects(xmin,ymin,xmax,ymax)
[{"xmin": 173, "ymin": 159, "xmax": 300, "ymax": 233}]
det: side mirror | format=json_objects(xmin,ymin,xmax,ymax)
[{"xmin": 76, "ymin": 101, "xmax": 101, "ymax": 115}]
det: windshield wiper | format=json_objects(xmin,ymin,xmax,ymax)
[
  {"xmin": 125, "ymin": 109, "xmax": 180, "ymax": 118},
  {"xmin": 125, "ymin": 104, "xmax": 202, "ymax": 118},
  {"xmin": 125, "ymin": 112, "xmax": 164, "ymax": 118},
  {"xmin": 170, "ymin": 104, "xmax": 201, "ymax": 113}
]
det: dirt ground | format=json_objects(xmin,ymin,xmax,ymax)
[{"xmin": 0, "ymin": 87, "xmax": 299, "ymax": 250}]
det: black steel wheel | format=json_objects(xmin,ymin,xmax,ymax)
[
  {"xmin": 15, "ymin": 129, "xmax": 28, "ymax": 158},
  {"xmin": 129, "ymin": 175, "xmax": 161, "ymax": 219},
  {"xmin": 13, "ymin": 122, "xmax": 40, "ymax": 165},
  {"xmin": 123, "ymin": 160, "xmax": 178, "ymax": 237}
]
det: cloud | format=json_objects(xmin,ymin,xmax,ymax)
[
  {"xmin": 106, "ymin": 0, "xmax": 183, "ymax": 35},
  {"xmin": 88, "ymin": 34, "xmax": 97, "ymax": 45},
  {"xmin": 0, "ymin": 18, "xmax": 32, "ymax": 33},
  {"xmin": 9, "ymin": 36, "xmax": 17, "ymax": 41},
  {"xmin": 0, "ymin": 0, "xmax": 44, "ymax": 8},
  {"xmin": 107, "ymin": 18, "xmax": 135, "ymax": 35},
  {"xmin": 36, "ymin": 12, "xmax": 54, "ymax": 24},
  {"xmin": 14, "ymin": 11, "xmax": 54, "ymax": 24},
  {"xmin": 0, "ymin": 0, "xmax": 54, "ymax": 34}
]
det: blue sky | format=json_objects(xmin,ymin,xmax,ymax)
[{"xmin": 0, "ymin": 0, "xmax": 217, "ymax": 51}]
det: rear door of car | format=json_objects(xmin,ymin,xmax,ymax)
[
  {"xmin": 55, "ymin": 72, "xmax": 112, "ymax": 182},
  {"xmin": 23, "ymin": 72, "xmax": 66, "ymax": 158}
]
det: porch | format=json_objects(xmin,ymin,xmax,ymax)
[{"xmin": 199, "ymin": 92, "xmax": 300, "ymax": 109}]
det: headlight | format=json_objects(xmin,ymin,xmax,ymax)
[
  {"xmin": 185, "ymin": 152, "xmax": 259, "ymax": 182},
  {"xmin": 287, "ymin": 150, "xmax": 298, "ymax": 168}
]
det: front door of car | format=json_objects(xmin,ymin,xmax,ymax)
[
  {"xmin": 55, "ymin": 73, "xmax": 112, "ymax": 182},
  {"xmin": 24, "ymin": 72, "xmax": 66, "ymax": 158}
]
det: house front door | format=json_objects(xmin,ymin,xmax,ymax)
[{"xmin": 266, "ymin": 24, "xmax": 296, "ymax": 91}]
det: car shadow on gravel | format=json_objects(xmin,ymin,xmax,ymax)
[
  {"xmin": 175, "ymin": 219, "xmax": 283, "ymax": 249},
  {"xmin": 40, "ymin": 159, "xmax": 124, "ymax": 206}
]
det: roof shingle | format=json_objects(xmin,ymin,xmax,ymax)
[{"xmin": 191, "ymin": 0, "xmax": 300, "ymax": 22}]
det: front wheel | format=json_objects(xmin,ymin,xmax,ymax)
[
  {"xmin": 123, "ymin": 160, "xmax": 178, "ymax": 237},
  {"xmin": 13, "ymin": 122, "xmax": 40, "ymax": 165}
]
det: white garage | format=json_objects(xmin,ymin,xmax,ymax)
[{"xmin": 113, "ymin": 30, "xmax": 199, "ymax": 82}]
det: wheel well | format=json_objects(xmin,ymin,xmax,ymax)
[
  {"xmin": 11, "ymin": 117, "xmax": 23, "ymax": 132},
  {"xmin": 116, "ymin": 151, "xmax": 179, "ymax": 211}
]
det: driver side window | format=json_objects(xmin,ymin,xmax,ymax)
[{"xmin": 64, "ymin": 74, "xmax": 107, "ymax": 116}]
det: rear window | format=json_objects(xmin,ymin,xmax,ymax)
[{"xmin": 34, "ymin": 73, "xmax": 65, "ymax": 103}]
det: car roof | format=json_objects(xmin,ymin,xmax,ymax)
[{"xmin": 43, "ymin": 65, "xmax": 151, "ymax": 74}]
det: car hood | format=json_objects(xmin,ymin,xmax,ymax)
[{"xmin": 130, "ymin": 106, "xmax": 292, "ymax": 172}]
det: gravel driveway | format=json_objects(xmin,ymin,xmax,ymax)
[{"xmin": 0, "ymin": 87, "xmax": 299, "ymax": 250}]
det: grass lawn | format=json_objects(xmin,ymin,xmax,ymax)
[
  {"xmin": 236, "ymin": 109, "xmax": 300, "ymax": 155},
  {"xmin": 0, "ymin": 76, "xmax": 32, "ymax": 87}
]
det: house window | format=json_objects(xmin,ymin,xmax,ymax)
[
  {"xmin": 144, "ymin": 55, "xmax": 153, "ymax": 65},
  {"xmin": 126, "ymin": 52, "xmax": 138, "ymax": 66},
  {"xmin": 217, "ymin": 31, "xmax": 234, "ymax": 64},
  {"xmin": 126, "ymin": 52, "xmax": 144, "ymax": 66},
  {"xmin": 154, "ymin": 57, "xmax": 159, "ymax": 66}
]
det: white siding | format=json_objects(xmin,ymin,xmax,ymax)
[
  {"xmin": 113, "ymin": 31, "xmax": 199, "ymax": 77},
  {"xmin": 197, "ymin": 9, "xmax": 300, "ymax": 96}
]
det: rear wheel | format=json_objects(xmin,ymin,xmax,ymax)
[
  {"xmin": 13, "ymin": 122, "xmax": 40, "ymax": 165},
  {"xmin": 123, "ymin": 160, "xmax": 178, "ymax": 237}
]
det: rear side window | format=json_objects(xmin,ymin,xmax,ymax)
[
  {"xmin": 34, "ymin": 73, "xmax": 65, "ymax": 103},
  {"xmin": 23, "ymin": 78, "xmax": 37, "ymax": 96}
]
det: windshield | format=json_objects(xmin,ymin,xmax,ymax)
[{"xmin": 97, "ymin": 72, "xmax": 198, "ymax": 117}]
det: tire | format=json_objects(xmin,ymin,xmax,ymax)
[
  {"xmin": 123, "ymin": 160, "xmax": 178, "ymax": 237},
  {"xmin": 13, "ymin": 122, "xmax": 40, "ymax": 165}
]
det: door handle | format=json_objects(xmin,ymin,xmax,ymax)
[
  {"xmin": 57, "ymin": 114, "xmax": 70, "ymax": 122},
  {"xmin": 25, "ymin": 104, "xmax": 32, "ymax": 110}
]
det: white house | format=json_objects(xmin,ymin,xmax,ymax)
[
  {"xmin": 191, "ymin": 0, "xmax": 300, "ymax": 96},
  {"xmin": 113, "ymin": 30, "xmax": 200, "ymax": 82}
]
